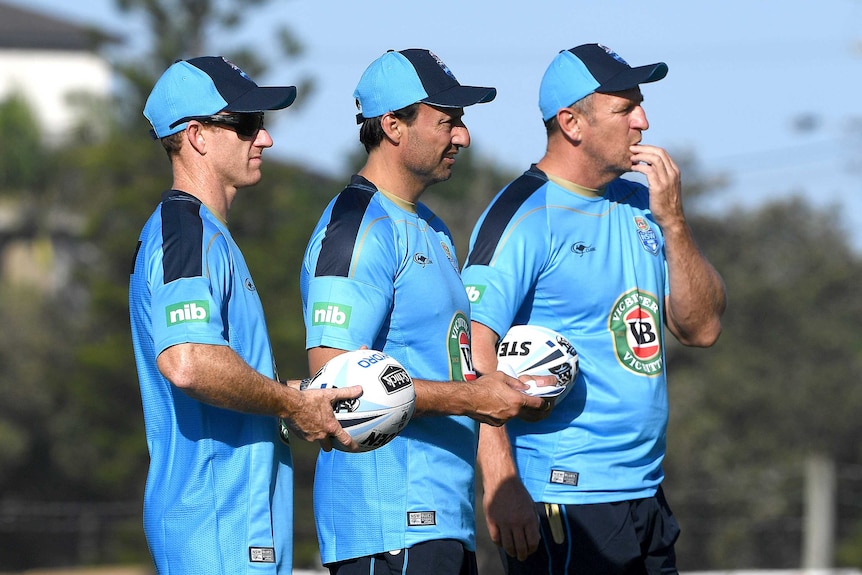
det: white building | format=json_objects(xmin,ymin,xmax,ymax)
[
  {"xmin": 0, "ymin": 1, "xmax": 118, "ymax": 143},
  {"xmin": 0, "ymin": 2, "xmax": 119, "ymax": 291}
]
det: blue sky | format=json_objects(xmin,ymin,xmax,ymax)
[{"xmin": 11, "ymin": 0, "xmax": 862, "ymax": 220}]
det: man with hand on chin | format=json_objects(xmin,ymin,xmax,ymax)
[{"xmin": 463, "ymin": 44, "xmax": 726, "ymax": 574}]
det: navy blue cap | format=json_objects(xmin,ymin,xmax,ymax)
[
  {"xmin": 354, "ymin": 49, "xmax": 496, "ymax": 121},
  {"xmin": 144, "ymin": 56, "xmax": 297, "ymax": 138},
  {"xmin": 539, "ymin": 44, "xmax": 667, "ymax": 121}
]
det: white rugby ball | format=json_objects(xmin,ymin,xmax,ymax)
[
  {"xmin": 496, "ymin": 325, "xmax": 579, "ymax": 400},
  {"xmin": 302, "ymin": 349, "xmax": 415, "ymax": 452}
]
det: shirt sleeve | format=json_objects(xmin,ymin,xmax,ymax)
[
  {"xmin": 152, "ymin": 230, "xmax": 231, "ymax": 354},
  {"xmin": 304, "ymin": 209, "xmax": 401, "ymax": 351},
  {"xmin": 462, "ymin": 206, "xmax": 551, "ymax": 338}
]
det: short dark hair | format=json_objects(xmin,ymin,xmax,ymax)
[
  {"xmin": 543, "ymin": 94, "xmax": 594, "ymax": 136},
  {"xmin": 160, "ymin": 131, "xmax": 184, "ymax": 158},
  {"xmin": 358, "ymin": 103, "xmax": 421, "ymax": 152}
]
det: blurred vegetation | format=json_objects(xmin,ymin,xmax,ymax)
[
  {"xmin": 2, "ymin": 0, "xmax": 862, "ymax": 572},
  {"xmin": 663, "ymin": 195, "xmax": 862, "ymax": 569}
]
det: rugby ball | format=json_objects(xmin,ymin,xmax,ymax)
[
  {"xmin": 496, "ymin": 325, "xmax": 579, "ymax": 400},
  {"xmin": 302, "ymin": 349, "xmax": 415, "ymax": 452}
]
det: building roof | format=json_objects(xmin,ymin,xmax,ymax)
[{"xmin": 0, "ymin": 2, "xmax": 121, "ymax": 51}]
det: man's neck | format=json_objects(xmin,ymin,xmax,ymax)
[
  {"xmin": 358, "ymin": 151, "xmax": 427, "ymax": 204},
  {"xmin": 172, "ymin": 172, "xmax": 233, "ymax": 223},
  {"xmin": 538, "ymin": 157, "xmax": 615, "ymax": 190}
]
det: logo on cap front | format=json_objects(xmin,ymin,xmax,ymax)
[
  {"xmin": 221, "ymin": 56, "xmax": 252, "ymax": 81},
  {"xmin": 598, "ymin": 44, "xmax": 629, "ymax": 66},
  {"xmin": 429, "ymin": 51, "xmax": 458, "ymax": 81}
]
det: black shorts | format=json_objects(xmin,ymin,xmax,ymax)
[
  {"xmin": 327, "ymin": 539, "xmax": 478, "ymax": 575},
  {"xmin": 502, "ymin": 487, "xmax": 680, "ymax": 575}
]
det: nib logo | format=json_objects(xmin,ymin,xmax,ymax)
[
  {"xmin": 166, "ymin": 301, "xmax": 209, "ymax": 325},
  {"xmin": 464, "ymin": 285, "xmax": 485, "ymax": 304},
  {"xmin": 312, "ymin": 302, "xmax": 351, "ymax": 328}
]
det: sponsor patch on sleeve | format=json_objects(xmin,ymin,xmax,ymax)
[
  {"xmin": 311, "ymin": 301, "xmax": 352, "ymax": 328},
  {"xmin": 165, "ymin": 300, "xmax": 209, "ymax": 326}
]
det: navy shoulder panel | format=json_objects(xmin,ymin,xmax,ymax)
[
  {"xmin": 315, "ymin": 176, "xmax": 377, "ymax": 278},
  {"xmin": 160, "ymin": 191, "xmax": 204, "ymax": 283},
  {"xmin": 465, "ymin": 167, "xmax": 547, "ymax": 268}
]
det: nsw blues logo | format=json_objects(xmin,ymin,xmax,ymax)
[
  {"xmin": 429, "ymin": 51, "xmax": 458, "ymax": 82},
  {"xmin": 599, "ymin": 44, "xmax": 630, "ymax": 67},
  {"xmin": 634, "ymin": 216, "xmax": 660, "ymax": 255}
]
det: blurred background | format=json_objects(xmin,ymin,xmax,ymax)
[{"xmin": 1, "ymin": 0, "xmax": 861, "ymax": 573}]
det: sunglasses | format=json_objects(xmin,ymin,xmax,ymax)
[{"xmin": 169, "ymin": 112, "xmax": 265, "ymax": 138}]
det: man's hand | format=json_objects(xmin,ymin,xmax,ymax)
[
  {"xmin": 484, "ymin": 474, "xmax": 542, "ymax": 561},
  {"xmin": 469, "ymin": 371, "xmax": 555, "ymax": 426},
  {"xmin": 629, "ymin": 144, "xmax": 684, "ymax": 231},
  {"xmin": 630, "ymin": 144, "xmax": 726, "ymax": 347},
  {"xmin": 281, "ymin": 383, "xmax": 363, "ymax": 452},
  {"xmin": 480, "ymin": 424, "xmax": 541, "ymax": 561}
]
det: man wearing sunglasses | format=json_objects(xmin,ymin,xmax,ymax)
[{"xmin": 130, "ymin": 56, "xmax": 362, "ymax": 575}]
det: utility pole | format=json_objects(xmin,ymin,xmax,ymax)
[{"xmin": 802, "ymin": 453, "xmax": 836, "ymax": 569}]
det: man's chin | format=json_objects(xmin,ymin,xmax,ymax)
[{"xmin": 246, "ymin": 172, "xmax": 264, "ymax": 186}]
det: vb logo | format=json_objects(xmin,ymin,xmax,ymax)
[
  {"xmin": 166, "ymin": 301, "xmax": 209, "ymax": 325},
  {"xmin": 609, "ymin": 289, "xmax": 664, "ymax": 376},
  {"xmin": 464, "ymin": 285, "xmax": 485, "ymax": 304},
  {"xmin": 312, "ymin": 302, "xmax": 352, "ymax": 328}
]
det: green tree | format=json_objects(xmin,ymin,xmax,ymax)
[
  {"xmin": 6, "ymin": 0, "xmax": 862, "ymax": 570},
  {"xmin": 0, "ymin": 98, "xmax": 51, "ymax": 491},
  {"xmin": 0, "ymin": 94, "xmax": 48, "ymax": 194},
  {"xmin": 0, "ymin": 0, "xmax": 320, "ymax": 568},
  {"xmin": 664, "ymin": 197, "xmax": 862, "ymax": 569}
]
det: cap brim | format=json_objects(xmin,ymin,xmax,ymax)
[
  {"xmin": 597, "ymin": 62, "xmax": 668, "ymax": 94},
  {"xmin": 421, "ymin": 85, "xmax": 497, "ymax": 109},
  {"xmin": 224, "ymin": 86, "xmax": 298, "ymax": 112}
]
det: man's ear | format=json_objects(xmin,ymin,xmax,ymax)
[
  {"xmin": 556, "ymin": 107, "xmax": 582, "ymax": 143},
  {"xmin": 185, "ymin": 121, "xmax": 208, "ymax": 154},
  {"xmin": 380, "ymin": 112, "xmax": 402, "ymax": 143}
]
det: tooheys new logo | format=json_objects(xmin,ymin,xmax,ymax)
[
  {"xmin": 448, "ymin": 312, "xmax": 477, "ymax": 381},
  {"xmin": 609, "ymin": 289, "xmax": 664, "ymax": 376}
]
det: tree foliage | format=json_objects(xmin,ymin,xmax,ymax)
[
  {"xmin": 665, "ymin": 196, "xmax": 862, "ymax": 569},
  {"xmin": 0, "ymin": 94, "xmax": 49, "ymax": 194},
  {"xmin": 3, "ymin": 0, "xmax": 862, "ymax": 571}
]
